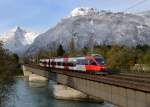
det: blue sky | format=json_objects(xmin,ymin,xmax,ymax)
[{"xmin": 0, "ymin": 0, "xmax": 150, "ymax": 33}]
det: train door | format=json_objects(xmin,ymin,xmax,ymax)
[
  {"xmin": 42, "ymin": 59, "xmax": 47, "ymax": 67},
  {"xmin": 64, "ymin": 57, "xmax": 69, "ymax": 70},
  {"xmin": 51, "ymin": 58, "xmax": 55, "ymax": 68},
  {"xmin": 76, "ymin": 58, "xmax": 86, "ymax": 72},
  {"xmin": 45, "ymin": 59, "xmax": 49, "ymax": 67},
  {"xmin": 39, "ymin": 59, "xmax": 44, "ymax": 66},
  {"xmin": 59, "ymin": 58, "xmax": 64, "ymax": 69},
  {"xmin": 49, "ymin": 59, "xmax": 52, "ymax": 68},
  {"xmin": 68, "ymin": 58, "xmax": 76, "ymax": 70}
]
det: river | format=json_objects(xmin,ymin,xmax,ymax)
[{"xmin": 3, "ymin": 78, "xmax": 116, "ymax": 107}]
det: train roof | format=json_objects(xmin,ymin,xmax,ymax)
[{"xmin": 50, "ymin": 54, "xmax": 103, "ymax": 60}]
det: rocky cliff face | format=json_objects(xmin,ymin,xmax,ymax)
[{"xmin": 27, "ymin": 7, "xmax": 150, "ymax": 54}]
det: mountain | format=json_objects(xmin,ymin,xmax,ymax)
[
  {"xmin": 136, "ymin": 10, "xmax": 150, "ymax": 26},
  {"xmin": 71, "ymin": 7, "xmax": 99, "ymax": 17},
  {"xmin": 27, "ymin": 7, "xmax": 150, "ymax": 54},
  {"xmin": 138, "ymin": 10, "xmax": 150, "ymax": 17},
  {"xmin": 0, "ymin": 27, "xmax": 39, "ymax": 55}
]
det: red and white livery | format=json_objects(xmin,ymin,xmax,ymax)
[{"xmin": 39, "ymin": 54, "xmax": 107, "ymax": 75}]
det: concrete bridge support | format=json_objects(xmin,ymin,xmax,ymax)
[
  {"xmin": 22, "ymin": 65, "xmax": 48, "ymax": 81},
  {"xmin": 23, "ymin": 65, "xmax": 150, "ymax": 107},
  {"xmin": 56, "ymin": 74, "xmax": 150, "ymax": 107},
  {"xmin": 22, "ymin": 65, "xmax": 103, "ymax": 103}
]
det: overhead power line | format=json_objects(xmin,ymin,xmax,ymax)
[{"xmin": 124, "ymin": 0, "xmax": 148, "ymax": 12}]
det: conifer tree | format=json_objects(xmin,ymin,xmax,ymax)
[{"xmin": 57, "ymin": 44, "xmax": 65, "ymax": 57}]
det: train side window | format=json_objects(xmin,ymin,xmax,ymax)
[
  {"xmin": 51, "ymin": 62, "xmax": 56, "ymax": 65},
  {"xmin": 43, "ymin": 61, "xmax": 47, "ymax": 65},
  {"xmin": 48, "ymin": 62, "xmax": 50, "ymax": 65},
  {"xmin": 68, "ymin": 62, "xmax": 72, "ymax": 66},
  {"xmin": 77, "ymin": 59, "xmax": 85, "ymax": 65},
  {"xmin": 78, "ymin": 59, "xmax": 89, "ymax": 65},
  {"xmin": 57, "ymin": 62, "xmax": 61, "ymax": 66},
  {"xmin": 68, "ymin": 62, "xmax": 76, "ymax": 67},
  {"xmin": 72, "ymin": 62, "xmax": 76, "ymax": 66},
  {"xmin": 89, "ymin": 60, "xmax": 97, "ymax": 65},
  {"xmin": 63, "ymin": 62, "xmax": 66, "ymax": 66},
  {"xmin": 84, "ymin": 59, "xmax": 89, "ymax": 65},
  {"xmin": 60, "ymin": 62, "xmax": 63, "ymax": 66}
]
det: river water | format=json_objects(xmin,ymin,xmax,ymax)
[{"xmin": 3, "ymin": 78, "xmax": 116, "ymax": 107}]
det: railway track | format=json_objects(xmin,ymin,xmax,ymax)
[
  {"xmin": 27, "ymin": 64, "xmax": 150, "ymax": 84},
  {"xmin": 63, "ymin": 71, "xmax": 150, "ymax": 92},
  {"xmin": 108, "ymin": 74, "xmax": 150, "ymax": 84},
  {"xmin": 119, "ymin": 72, "xmax": 150, "ymax": 79},
  {"xmin": 62, "ymin": 70, "xmax": 150, "ymax": 86},
  {"xmin": 25, "ymin": 64, "xmax": 150, "ymax": 92}
]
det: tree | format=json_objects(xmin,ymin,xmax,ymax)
[
  {"xmin": 143, "ymin": 50, "xmax": 150, "ymax": 65},
  {"xmin": 57, "ymin": 44, "xmax": 65, "ymax": 57},
  {"xmin": 69, "ymin": 37, "xmax": 75, "ymax": 53},
  {"xmin": 37, "ymin": 49, "xmax": 50, "ymax": 59},
  {"xmin": 0, "ymin": 42, "xmax": 21, "ymax": 105},
  {"xmin": 136, "ymin": 44, "xmax": 150, "ymax": 52},
  {"xmin": 12, "ymin": 53, "xmax": 19, "ymax": 63},
  {"xmin": 67, "ymin": 37, "xmax": 80, "ymax": 56},
  {"xmin": 107, "ymin": 46, "xmax": 134, "ymax": 71},
  {"xmin": 93, "ymin": 45, "xmax": 111, "ymax": 58},
  {"xmin": 82, "ymin": 46, "xmax": 89, "ymax": 55}
]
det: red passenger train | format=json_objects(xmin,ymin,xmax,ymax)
[{"xmin": 39, "ymin": 54, "xmax": 108, "ymax": 75}]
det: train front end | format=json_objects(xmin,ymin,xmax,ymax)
[{"xmin": 93, "ymin": 55, "xmax": 108, "ymax": 75}]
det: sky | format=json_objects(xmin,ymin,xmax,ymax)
[{"xmin": 0, "ymin": 0, "xmax": 150, "ymax": 34}]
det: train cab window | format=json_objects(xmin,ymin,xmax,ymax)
[{"xmin": 95, "ymin": 57, "xmax": 105, "ymax": 65}]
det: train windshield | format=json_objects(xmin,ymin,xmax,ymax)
[{"xmin": 95, "ymin": 57, "xmax": 105, "ymax": 65}]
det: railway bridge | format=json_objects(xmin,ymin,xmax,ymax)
[{"xmin": 23, "ymin": 64, "xmax": 150, "ymax": 107}]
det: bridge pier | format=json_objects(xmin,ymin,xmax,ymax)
[
  {"xmin": 22, "ymin": 65, "xmax": 103, "ymax": 103},
  {"xmin": 22, "ymin": 65, "xmax": 48, "ymax": 81},
  {"xmin": 53, "ymin": 84, "xmax": 103, "ymax": 102}
]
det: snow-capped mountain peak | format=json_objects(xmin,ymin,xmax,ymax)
[
  {"xmin": 0, "ymin": 27, "xmax": 39, "ymax": 55},
  {"xmin": 11, "ymin": 26, "xmax": 25, "ymax": 32},
  {"xmin": 71, "ymin": 7, "xmax": 99, "ymax": 16}
]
